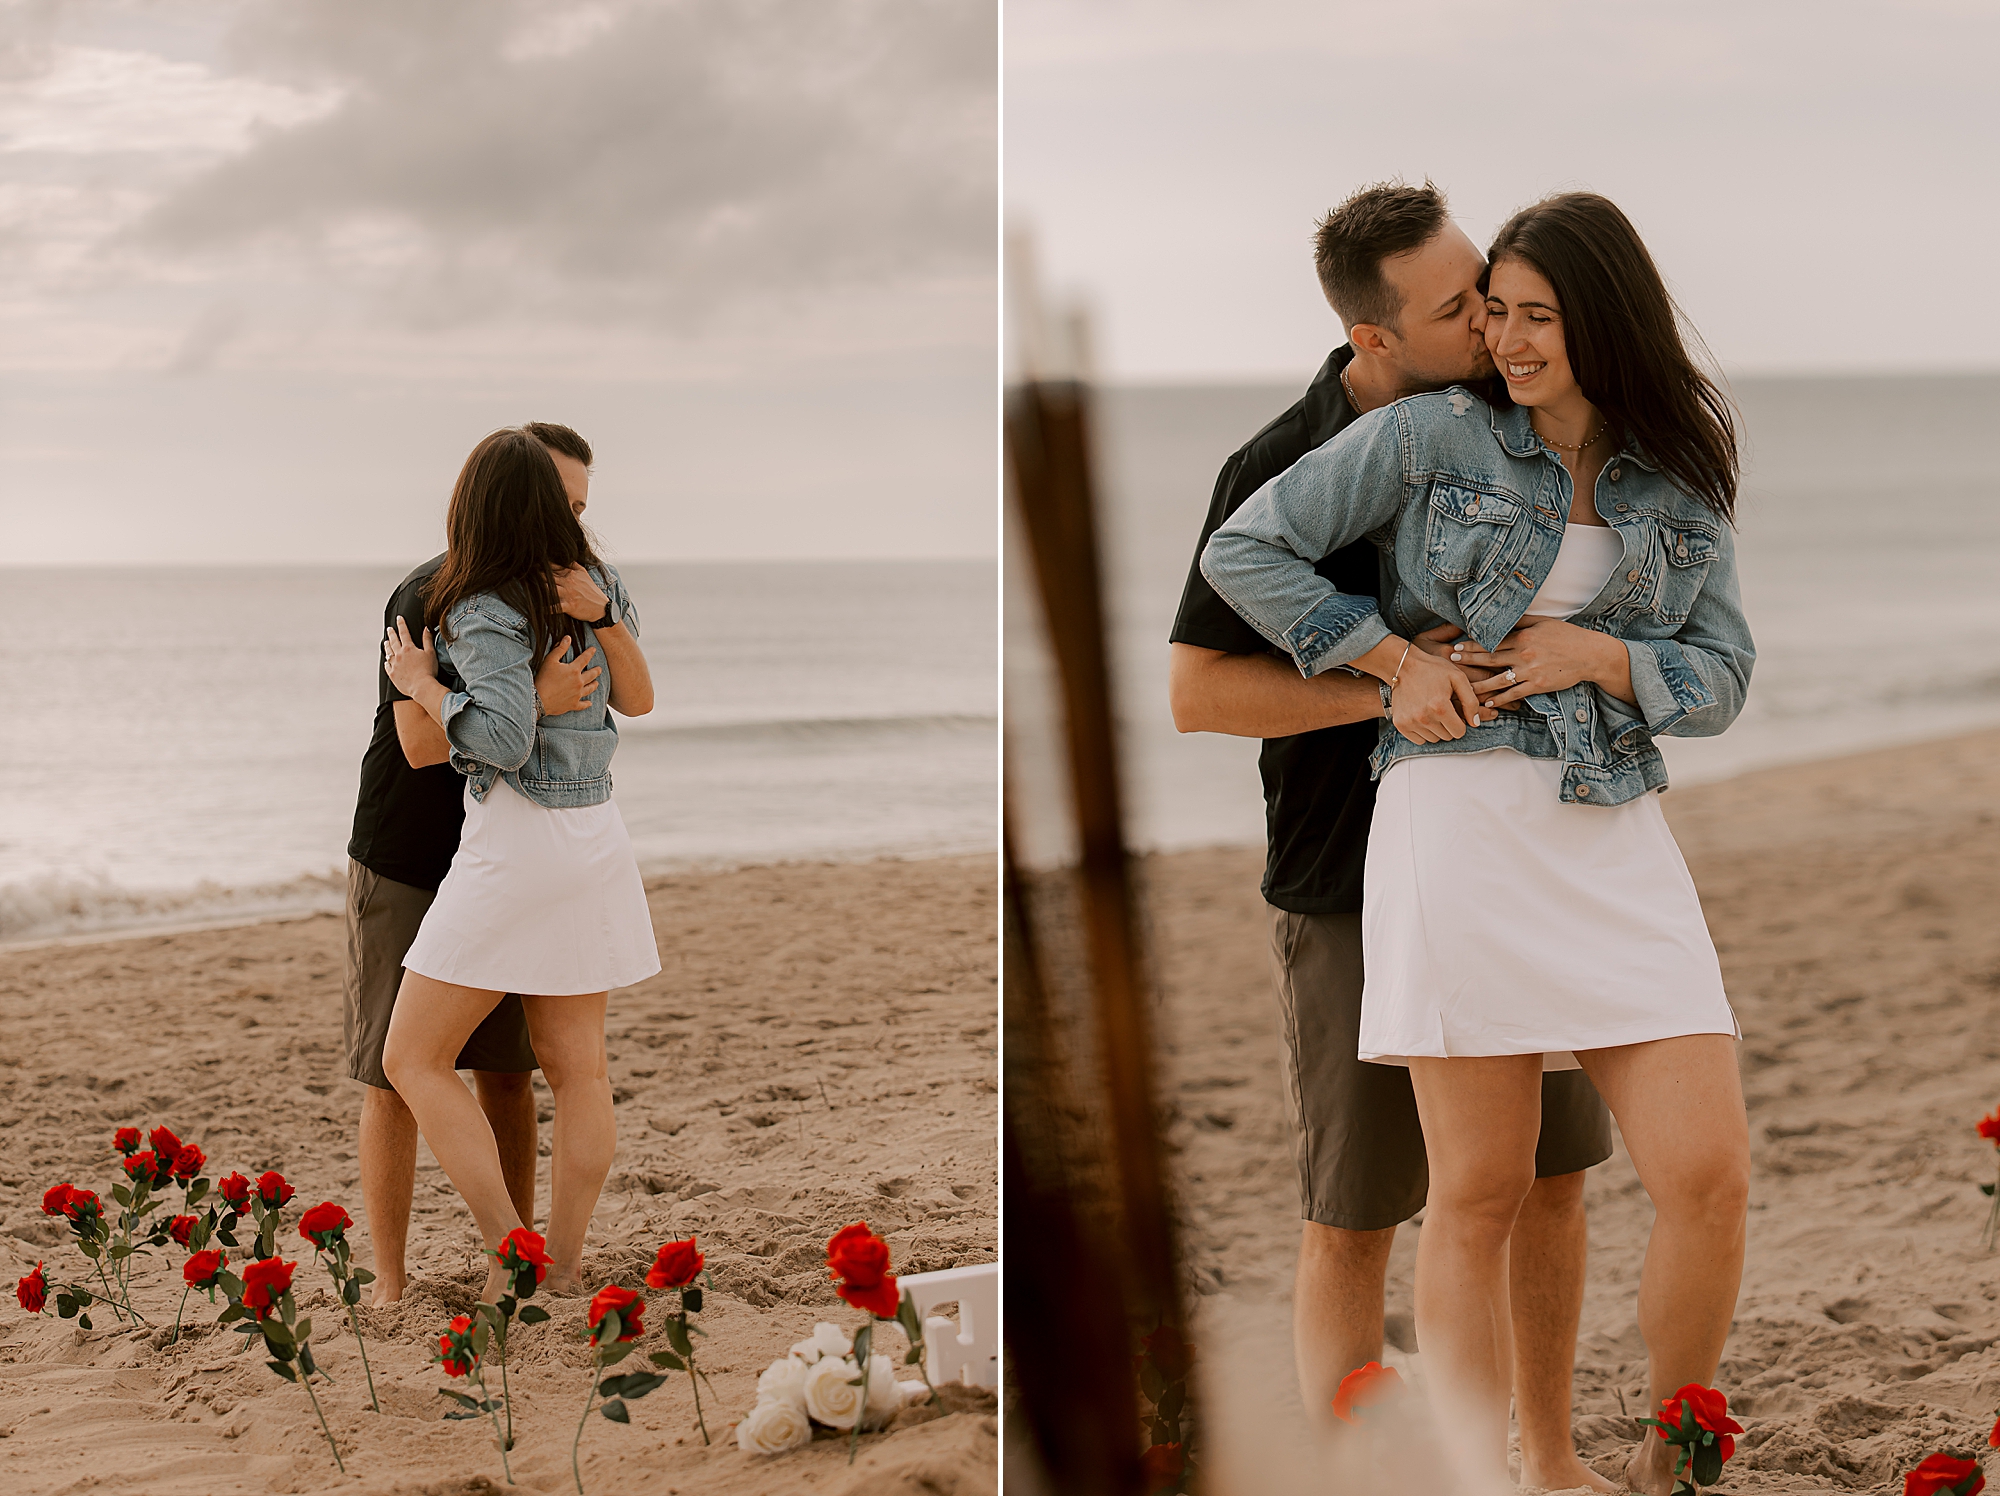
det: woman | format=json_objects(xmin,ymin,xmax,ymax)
[
  {"xmin": 1202, "ymin": 193, "xmax": 1752, "ymax": 1493},
  {"xmin": 381, "ymin": 427, "xmax": 660, "ymax": 1299}
]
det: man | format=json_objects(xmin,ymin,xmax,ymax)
[
  {"xmin": 342, "ymin": 421, "xmax": 602, "ymax": 1305},
  {"xmin": 1167, "ymin": 183, "xmax": 1614, "ymax": 1489}
]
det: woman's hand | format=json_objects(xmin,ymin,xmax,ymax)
[
  {"xmin": 552, "ymin": 565, "xmax": 609, "ymax": 621},
  {"xmin": 534, "ymin": 640, "xmax": 600, "ymax": 715},
  {"xmin": 1354, "ymin": 633, "xmax": 1487, "ymax": 742},
  {"xmin": 383, "ymin": 617, "xmax": 440, "ymax": 698},
  {"xmin": 1410, "ymin": 623, "xmax": 1508, "ymax": 685},
  {"xmin": 1448, "ymin": 618, "xmax": 1629, "ymax": 709}
]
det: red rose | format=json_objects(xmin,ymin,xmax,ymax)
[
  {"xmin": 587, "ymin": 1284, "xmax": 645, "ymax": 1343},
  {"xmin": 41, "ymin": 1183, "xmax": 75, "ymax": 1216},
  {"xmin": 256, "ymin": 1171, "xmax": 294, "ymax": 1209},
  {"xmin": 1661, "ymin": 1383, "xmax": 1743, "ymax": 1463},
  {"xmin": 16, "ymin": 1263, "xmax": 46, "ymax": 1313},
  {"xmin": 218, "ymin": 1172, "xmax": 252, "ymax": 1208},
  {"xmin": 827, "ymin": 1222, "xmax": 892, "ymax": 1287},
  {"xmin": 184, "ymin": 1249, "xmax": 226, "ymax": 1288},
  {"xmin": 123, "ymin": 1151, "xmax": 157, "ymax": 1183},
  {"xmin": 1907, "ymin": 1454, "xmax": 1987, "ymax": 1496},
  {"xmin": 173, "ymin": 1144, "xmax": 206, "ymax": 1182},
  {"xmin": 241, "ymin": 1256, "xmax": 296, "ymax": 1317},
  {"xmin": 438, "ymin": 1313, "xmax": 477, "ymax": 1376},
  {"xmin": 1990, "ymin": 1418, "xmax": 2000, "ymax": 1450},
  {"xmin": 298, "ymin": 1202, "xmax": 353, "ymax": 1246},
  {"xmin": 496, "ymin": 1227, "xmax": 551, "ymax": 1284},
  {"xmin": 1140, "ymin": 1323, "xmax": 1193, "ymax": 1382},
  {"xmin": 148, "ymin": 1125, "xmax": 184, "ymax": 1162},
  {"xmin": 169, "ymin": 1214, "xmax": 198, "ymax": 1247},
  {"xmin": 64, "ymin": 1190, "xmax": 103, "ymax": 1229},
  {"xmin": 1980, "ymin": 1112, "xmax": 2000, "ymax": 1145},
  {"xmin": 1332, "ymin": 1360, "xmax": 1406, "ymax": 1423},
  {"xmin": 1141, "ymin": 1442, "xmax": 1184, "ymax": 1492},
  {"xmin": 827, "ymin": 1222, "xmax": 899, "ymax": 1317},
  {"xmin": 646, "ymin": 1236, "xmax": 704, "ymax": 1290},
  {"xmin": 113, "ymin": 1127, "xmax": 141, "ymax": 1156}
]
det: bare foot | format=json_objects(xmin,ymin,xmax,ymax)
[
  {"xmin": 481, "ymin": 1261, "xmax": 510, "ymax": 1304},
  {"xmin": 1624, "ymin": 1440, "xmax": 1676, "ymax": 1496},
  {"xmin": 368, "ymin": 1273, "xmax": 407, "ymax": 1308},
  {"xmin": 542, "ymin": 1269, "xmax": 585, "ymax": 1298},
  {"xmin": 1518, "ymin": 1453, "xmax": 1620, "ymax": 1493}
]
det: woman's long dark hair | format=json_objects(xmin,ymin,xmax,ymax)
[
  {"xmin": 1486, "ymin": 193, "xmax": 1740, "ymax": 522},
  {"xmin": 423, "ymin": 428, "xmax": 600, "ymax": 665}
]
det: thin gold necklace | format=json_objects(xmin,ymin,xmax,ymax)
[
  {"xmin": 1339, "ymin": 362, "xmax": 1362, "ymax": 414},
  {"xmin": 1537, "ymin": 416, "xmax": 1609, "ymax": 452}
]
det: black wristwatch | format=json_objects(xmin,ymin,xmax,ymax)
[{"xmin": 589, "ymin": 601, "xmax": 617, "ymax": 630}]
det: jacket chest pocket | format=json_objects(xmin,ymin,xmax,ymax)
[
  {"xmin": 1423, "ymin": 483, "xmax": 1522, "ymax": 584},
  {"xmin": 1641, "ymin": 521, "xmax": 1719, "ymax": 624}
]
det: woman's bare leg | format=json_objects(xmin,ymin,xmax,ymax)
[
  {"xmin": 381, "ymin": 972, "xmax": 521, "ymax": 1298},
  {"xmin": 1405, "ymin": 1055, "xmax": 1545, "ymax": 1485},
  {"xmin": 521, "ymin": 992, "xmax": 613, "ymax": 1294},
  {"xmin": 1575, "ymin": 1036, "xmax": 1749, "ymax": 1496}
]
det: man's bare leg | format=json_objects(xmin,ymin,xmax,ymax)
[
  {"xmin": 1512, "ymin": 1171, "xmax": 1615, "ymax": 1492},
  {"xmin": 472, "ymin": 1070, "xmax": 540, "ymax": 1230},
  {"xmin": 359, "ymin": 1085, "xmax": 419, "ymax": 1306},
  {"xmin": 1296, "ymin": 1221, "xmax": 1398, "ymax": 1419}
]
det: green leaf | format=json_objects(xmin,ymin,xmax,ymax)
[
  {"xmin": 112, "ymin": 1185, "xmax": 132, "ymax": 1206},
  {"xmin": 267, "ymin": 1361, "xmax": 297, "ymax": 1382},
  {"xmin": 648, "ymin": 1350, "xmax": 686, "ymax": 1371},
  {"xmin": 665, "ymin": 1317, "xmax": 693, "ymax": 1357},
  {"xmin": 905, "ymin": 1346, "xmax": 922, "ymax": 1365},
  {"xmin": 108, "ymin": 1243, "xmax": 132, "ymax": 1261},
  {"xmin": 853, "ymin": 1322, "xmax": 873, "ymax": 1370},
  {"xmin": 619, "ymin": 1373, "xmax": 669, "ymax": 1401},
  {"xmin": 1159, "ymin": 1383, "xmax": 1185, "ymax": 1422},
  {"xmin": 55, "ymin": 1293, "xmax": 76, "ymax": 1317},
  {"xmin": 343, "ymin": 1278, "xmax": 361, "ymax": 1306},
  {"xmin": 263, "ymin": 1319, "xmax": 294, "ymax": 1345},
  {"xmin": 78, "ymin": 1313, "xmax": 93, "ymax": 1330},
  {"xmin": 683, "ymin": 1287, "xmax": 703, "ymax": 1315},
  {"xmin": 1982, "ymin": 1183, "xmax": 1995, "ymax": 1197},
  {"xmin": 599, "ymin": 1400, "xmax": 629, "ymax": 1424},
  {"xmin": 495, "ymin": 1295, "xmax": 516, "ymax": 1319},
  {"xmin": 597, "ymin": 1374, "xmax": 632, "ymax": 1397},
  {"xmin": 295, "ymin": 1317, "xmax": 312, "ymax": 1342},
  {"xmin": 352, "ymin": 1266, "xmax": 375, "ymax": 1284},
  {"xmin": 1692, "ymin": 1440, "xmax": 1722, "ymax": 1487},
  {"xmin": 439, "ymin": 1389, "xmax": 484, "ymax": 1410},
  {"xmin": 518, "ymin": 1305, "xmax": 551, "ymax": 1324},
  {"xmin": 444, "ymin": 1409, "xmax": 481, "ymax": 1421},
  {"xmin": 601, "ymin": 1339, "xmax": 636, "ymax": 1367},
  {"xmin": 188, "ymin": 1180, "xmax": 210, "ymax": 1206},
  {"xmin": 597, "ymin": 1308, "xmax": 622, "ymax": 1345}
]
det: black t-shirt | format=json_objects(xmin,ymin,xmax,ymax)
[
  {"xmin": 346, "ymin": 555, "xmax": 467, "ymax": 893},
  {"xmin": 1168, "ymin": 345, "xmax": 1383, "ymax": 915}
]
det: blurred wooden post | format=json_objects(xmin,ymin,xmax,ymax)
[{"xmin": 1006, "ymin": 356, "xmax": 1192, "ymax": 1360}]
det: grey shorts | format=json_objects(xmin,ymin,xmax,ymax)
[
  {"xmin": 343, "ymin": 860, "xmax": 539, "ymax": 1090},
  {"xmin": 1270, "ymin": 907, "xmax": 1613, "ymax": 1231}
]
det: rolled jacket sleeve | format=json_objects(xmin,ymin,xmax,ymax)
[
  {"xmin": 1623, "ymin": 519, "xmax": 1755, "ymax": 738},
  {"xmin": 1199, "ymin": 405, "xmax": 1406, "ymax": 677},
  {"xmin": 436, "ymin": 604, "xmax": 538, "ymax": 773}
]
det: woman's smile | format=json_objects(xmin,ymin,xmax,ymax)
[{"xmin": 1502, "ymin": 357, "xmax": 1547, "ymax": 384}]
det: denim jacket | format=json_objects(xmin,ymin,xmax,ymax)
[
  {"xmin": 1200, "ymin": 390, "xmax": 1754, "ymax": 805},
  {"xmin": 432, "ymin": 563, "xmax": 638, "ymax": 809}
]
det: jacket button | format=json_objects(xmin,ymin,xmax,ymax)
[
  {"xmin": 1609, "ymin": 468, "xmax": 1622, "ymax": 482},
  {"xmin": 1615, "ymin": 502, "xmax": 1629, "ymax": 512},
  {"xmin": 1576, "ymin": 709, "xmax": 1588, "ymax": 722},
  {"xmin": 1466, "ymin": 499, "xmax": 1480, "ymax": 515},
  {"xmin": 1574, "ymin": 783, "xmax": 1592, "ymax": 797},
  {"xmin": 1626, "ymin": 569, "xmax": 1641, "ymax": 582}
]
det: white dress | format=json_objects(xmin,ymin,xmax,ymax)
[
  {"xmin": 402, "ymin": 777, "xmax": 662, "ymax": 997},
  {"xmin": 1358, "ymin": 524, "xmax": 1739, "ymax": 1070}
]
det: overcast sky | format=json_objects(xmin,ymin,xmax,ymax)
[
  {"xmin": 1007, "ymin": 0, "xmax": 2000, "ymax": 382},
  {"xmin": 0, "ymin": 0, "xmax": 996, "ymax": 564}
]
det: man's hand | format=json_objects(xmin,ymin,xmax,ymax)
[
  {"xmin": 535, "ymin": 639, "xmax": 600, "ymax": 716},
  {"xmin": 552, "ymin": 565, "xmax": 609, "ymax": 622},
  {"xmin": 384, "ymin": 617, "xmax": 439, "ymax": 698}
]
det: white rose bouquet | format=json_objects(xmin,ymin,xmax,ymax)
[{"xmin": 736, "ymin": 1320, "xmax": 925, "ymax": 1457}]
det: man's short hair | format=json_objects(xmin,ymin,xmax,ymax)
[
  {"xmin": 1313, "ymin": 181, "xmax": 1450, "ymax": 332},
  {"xmin": 524, "ymin": 422, "xmax": 592, "ymax": 468}
]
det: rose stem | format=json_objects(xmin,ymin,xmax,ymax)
[
  {"xmin": 498, "ymin": 1314, "xmax": 513, "ymax": 1448},
  {"xmin": 329, "ymin": 1254, "xmax": 380, "ymax": 1412},
  {"xmin": 299, "ymin": 1366, "xmax": 346, "ymax": 1473},
  {"xmin": 682, "ymin": 1316, "xmax": 710, "ymax": 1445},
  {"xmin": 481, "ymin": 1368, "xmax": 514, "ymax": 1485},
  {"xmin": 170, "ymin": 1283, "xmax": 191, "ymax": 1345},
  {"xmin": 571, "ymin": 1347, "xmax": 602, "ymax": 1496}
]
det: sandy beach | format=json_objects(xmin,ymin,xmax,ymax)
[
  {"xmin": 1146, "ymin": 729, "xmax": 2000, "ymax": 1490},
  {"xmin": 0, "ymin": 855, "xmax": 997, "ymax": 1496}
]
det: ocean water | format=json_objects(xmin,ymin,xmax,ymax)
[
  {"xmin": 1006, "ymin": 374, "xmax": 2000, "ymax": 865},
  {"xmin": 0, "ymin": 560, "xmax": 997, "ymax": 942}
]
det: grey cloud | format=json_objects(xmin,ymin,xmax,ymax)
[{"xmin": 137, "ymin": 0, "xmax": 996, "ymax": 328}]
